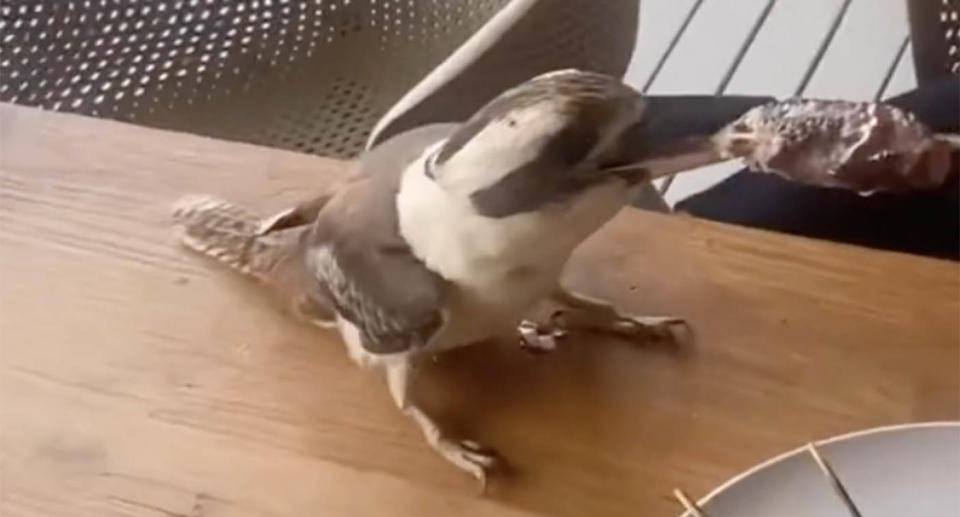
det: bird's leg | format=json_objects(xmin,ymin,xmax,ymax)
[
  {"xmin": 385, "ymin": 360, "xmax": 499, "ymax": 487},
  {"xmin": 547, "ymin": 287, "xmax": 688, "ymax": 345}
]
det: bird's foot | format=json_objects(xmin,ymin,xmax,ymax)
[
  {"xmin": 517, "ymin": 319, "xmax": 568, "ymax": 354},
  {"xmin": 551, "ymin": 310, "xmax": 690, "ymax": 347},
  {"xmin": 437, "ymin": 438, "xmax": 501, "ymax": 490},
  {"xmin": 388, "ymin": 362, "xmax": 502, "ymax": 491}
]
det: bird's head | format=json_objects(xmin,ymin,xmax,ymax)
[{"xmin": 424, "ymin": 69, "xmax": 647, "ymax": 218}]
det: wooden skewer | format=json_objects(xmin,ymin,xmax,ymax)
[
  {"xmin": 672, "ymin": 488, "xmax": 708, "ymax": 517},
  {"xmin": 806, "ymin": 442, "xmax": 864, "ymax": 517}
]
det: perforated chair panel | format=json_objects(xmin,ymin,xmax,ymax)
[
  {"xmin": 907, "ymin": 0, "xmax": 960, "ymax": 84},
  {"xmin": 0, "ymin": 0, "xmax": 510, "ymax": 157}
]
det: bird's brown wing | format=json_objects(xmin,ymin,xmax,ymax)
[
  {"xmin": 258, "ymin": 124, "xmax": 458, "ymax": 235},
  {"xmin": 301, "ymin": 125, "xmax": 457, "ymax": 355},
  {"xmin": 305, "ymin": 217, "xmax": 450, "ymax": 355},
  {"xmin": 172, "ymin": 124, "xmax": 458, "ymax": 337}
]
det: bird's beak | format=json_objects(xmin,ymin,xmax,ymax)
[
  {"xmin": 607, "ymin": 94, "xmax": 958, "ymax": 193},
  {"xmin": 606, "ymin": 94, "xmax": 775, "ymax": 179}
]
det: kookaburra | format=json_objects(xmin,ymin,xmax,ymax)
[{"xmin": 172, "ymin": 70, "xmax": 957, "ymax": 486}]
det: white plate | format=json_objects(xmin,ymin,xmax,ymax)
[{"xmin": 681, "ymin": 422, "xmax": 960, "ymax": 516}]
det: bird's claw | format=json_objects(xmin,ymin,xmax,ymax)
[
  {"xmin": 517, "ymin": 319, "xmax": 567, "ymax": 354},
  {"xmin": 448, "ymin": 439, "xmax": 500, "ymax": 491},
  {"xmin": 612, "ymin": 315, "xmax": 688, "ymax": 342},
  {"xmin": 550, "ymin": 311, "xmax": 690, "ymax": 347}
]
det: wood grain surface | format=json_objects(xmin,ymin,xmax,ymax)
[{"xmin": 1, "ymin": 104, "xmax": 957, "ymax": 517}]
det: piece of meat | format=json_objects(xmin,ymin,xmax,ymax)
[{"xmin": 715, "ymin": 98, "xmax": 959, "ymax": 193}]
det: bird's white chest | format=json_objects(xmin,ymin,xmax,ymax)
[{"xmin": 396, "ymin": 163, "xmax": 630, "ymax": 346}]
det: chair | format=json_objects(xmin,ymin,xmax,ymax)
[
  {"xmin": 906, "ymin": 0, "xmax": 960, "ymax": 85},
  {"xmin": 0, "ymin": 0, "xmax": 639, "ymax": 160}
]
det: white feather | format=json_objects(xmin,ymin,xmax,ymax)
[
  {"xmin": 396, "ymin": 150, "xmax": 632, "ymax": 349},
  {"xmin": 436, "ymin": 104, "xmax": 567, "ymax": 195}
]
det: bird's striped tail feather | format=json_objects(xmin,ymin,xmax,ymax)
[{"xmin": 171, "ymin": 194, "xmax": 302, "ymax": 281}]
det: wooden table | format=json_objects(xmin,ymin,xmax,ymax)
[{"xmin": 2, "ymin": 104, "xmax": 957, "ymax": 517}]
